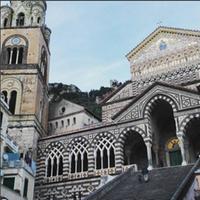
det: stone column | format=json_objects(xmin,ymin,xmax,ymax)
[
  {"xmin": 87, "ymin": 146, "xmax": 95, "ymax": 176},
  {"xmin": 177, "ymin": 131, "xmax": 187, "ymax": 166},
  {"xmin": 115, "ymin": 140, "xmax": 124, "ymax": 173},
  {"xmin": 145, "ymin": 140, "xmax": 153, "ymax": 170}
]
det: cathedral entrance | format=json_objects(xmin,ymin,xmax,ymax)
[
  {"xmin": 124, "ymin": 131, "xmax": 148, "ymax": 170},
  {"xmin": 149, "ymin": 99, "xmax": 179, "ymax": 167},
  {"xmin": 167, "ymin": 138, "xmax": 182, "ymax": 166},
  {"xmin": 185, "ymin": 117, "xmax": 200, "ymax": 163}
]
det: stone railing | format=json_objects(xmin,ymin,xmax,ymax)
[
  {"xmin": 122, "ymin": 164, "xmax": 138, "ymax": 172},
  {"xmin": 95, "ymin": 167, "xmax": 116, "ymax": 176},
  {"xmin": 68, "ymin": 171, "xmax": 88, "ymax": 179},
  {"xmin": 44, "ymin": 175, "xmax": 63, "ymax": 183}
]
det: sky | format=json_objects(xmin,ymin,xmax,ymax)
[{"xmin": 2, "ymin": 1, "xmax": 200, "ymax": 91}]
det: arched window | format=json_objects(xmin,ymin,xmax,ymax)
[
  {"xmin": 69, "ymin": 138, "xmax": 88, "ymax": 174},
  {"xmin": 16, "ymin": 13, "xmax": 25, "ymax": 26},
  {"xmin": 9, "ymin": 90, "xmax": 17, "ymax": 114},
  {"xmin": 6, "ymin": 46, "xmax": 25, "ymax": 65},
  {"xmin": 46, "ymin": 147, "xmax": 63, "ymax": 177},
  {"xmin": 4, "ymin": 18, "xmax": 8, "ymax": 27},
  {"xmin": 94, "ymin": 133, "xmax": 115, "ymax": 170}
]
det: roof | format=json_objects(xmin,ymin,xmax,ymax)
[
  {"xmin": 112, "ymin": 81, "xmax": 200, "ymax": 120},
  {"xmin": 86, "ymin": 161, "xmax": 200, "ymax": 200},
  {"xmin": 100, "ymin": 80, "xmax": 132, "ymax": 105},
  {"xmin": 126, "ymin": 26, "xmax": 200, "ymax": 61}
]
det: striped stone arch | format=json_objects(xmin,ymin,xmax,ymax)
[
  {"xmin": 44, "ymin": 141, "xmax": 65, "ymax": 155},
  {"xmin": 66, "ymin": 136, "xmax": 90, "ymax": 174},
  {"xmin": 67, "ymin": 136, "xmax": 90, "ymax": 152},
  {"xmin": 37, "ymin": 147, "xmax": 43, "ymax": 157},
  {"xmin": 180, "ymin": 113, "xmax": 200, "ymax": 133},
  {"xmin": 143, "ymin": 93, "xmax": 179, "ymax": 118},
  {"xmin": 118, "ymin": 126, "xmax": 147, "ymax": 144},
  {"xmin": 91, "ymin": 132, "xmax": 117, "ymax": 148}
]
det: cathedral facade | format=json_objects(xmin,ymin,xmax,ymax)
[{"xmin": 1, "ymin": 1, "xmax": 200, "ymax": 200}]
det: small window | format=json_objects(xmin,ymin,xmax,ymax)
[
  {"xmin": 61, "ymin": 120, "xmax": 64, "ymax": 128},
  {"xmin": 67, "ymin": 119, "xmax": 70, "ymax": 126},
  {"xmin": 73, "ymin": 117, "xmax": 76, "ymax": 125},
  {"xmin": 4, "ymin": 18, "xmax": 8, "ymax": 27},
  {"xmin": 61, "ymin": 107, "xmax": 65, "ymax": 113},
  {"xmin": 23, "ymin": 178, "xmax": 28, "ymax": 198},
  {"xmin": 3, "ymin": 177, "xmax": 15, "ymax": 190},
  {"xmin": 55, "ymin": 121, "xmax": 58, "ymax": 128},
  {"xmin": 37, "ymin": 17, "xmax": 41, "ymax": 24}
]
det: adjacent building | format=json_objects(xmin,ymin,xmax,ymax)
[{"xmin": 0, "ymin": 94, "xmax": 35, "ymax": 200}]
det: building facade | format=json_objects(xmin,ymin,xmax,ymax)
[
  {"xmin": 0, "ymin": 0, "xmax": 51, "ymax": 160},
  {"xmin": 1, "ymin": 1, "xmax": 200, "ymax": 200}
]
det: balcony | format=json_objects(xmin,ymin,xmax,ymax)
[{"xmin": 2, "ymin": 159, "xmax": 36, "ymax": 176}]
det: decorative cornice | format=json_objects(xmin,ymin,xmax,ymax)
[{"xmin": 126, "ymin": 26, "xmax": 200, "ymax": 61}]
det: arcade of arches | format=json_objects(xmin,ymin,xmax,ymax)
[{"xmin": 44, "ymin": 97, "xmax": 199, "ymax": 178}]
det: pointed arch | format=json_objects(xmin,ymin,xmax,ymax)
[
  {"xmin": 67, "ymin": 137, "xmax": 89, "ymax": 174},
  {"xmin": 44, "ymin": 142, "xmax": 65, "ymax": 177},
  {"xmin": 143, "ymin": 94, "xmax": 178, "ymax": 118},
  {"xmin": 92, "ymin": 132, "xmax": 116, "ymax": 170},
  {"xmin": 1, "ymin": 78, "xmax": 23, "ymax": 114}
]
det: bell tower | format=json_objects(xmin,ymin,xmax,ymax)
[{"xmin": 0, "ymin": 0, "xmax": 51, "ymax": 159}]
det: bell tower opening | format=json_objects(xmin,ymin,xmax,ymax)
[{"xmin": 16, "ymin": 12, "xmax": 25, "ymax": 26}]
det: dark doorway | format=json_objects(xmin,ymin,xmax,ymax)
[
  {"xmin": 185, "ymin": 118, "xmax": 200, "ymax": 163},
  {"xmin": 150, "ymin": 99, "xmax": 178, "ymax": 167},
  {"xmin": 124, "ymin": 131, "xmax": 148, "ymax": 170}
]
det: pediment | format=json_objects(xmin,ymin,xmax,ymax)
[
  {"xmin": 49, "ymin": 98, "xmax": 84, "ymax": 119},
  {"xmin": 113, "ymin": 83, "xmax": 200, "ymax": 123},
  {"xmin": 126, "ymin": 26, "xmax": 200, "ymax": 64}
]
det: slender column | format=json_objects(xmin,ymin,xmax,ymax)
[
  {"xmin": 81, "ymin": 154, "xmax": 83, "ymax": 172},
  {"xmin": 108, "ymin": 150, "xmax": 110, "ymax": 168},
  {"xmin": 75, "ymin": 156, "xmax": 77, "ymax": 173},
  {"xmin": 9, "ymin": 49, "xmax": 13, "ymax": 64},
  {"xmin": 145, "ymin": 141, "xmax": 153, "ymax": 170},
  {"xmin": 16, "ymin": 48, "xmax": 19, "ymax": 64},
  {"xmin": 51, "ymin": 159, "xmax": 53, "ymax": 177},
  {"xmin": 57, "ymin": 159, "xmax": 59, "ymax": 176},
  {"xmin": 177, "ymin": 132, "xmax": 187, "ymax": 166},
  {"xmin": 115, "ymin": 140, "xmax": 124, "ymax": 173},
  {"xmin": 101, "ymin": 150, "xmax": 103, "ymax": 169}
]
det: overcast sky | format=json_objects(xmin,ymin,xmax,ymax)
[{"xmin": 2, "ymin": 1, "xmax": 200, "ymax": 91}]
